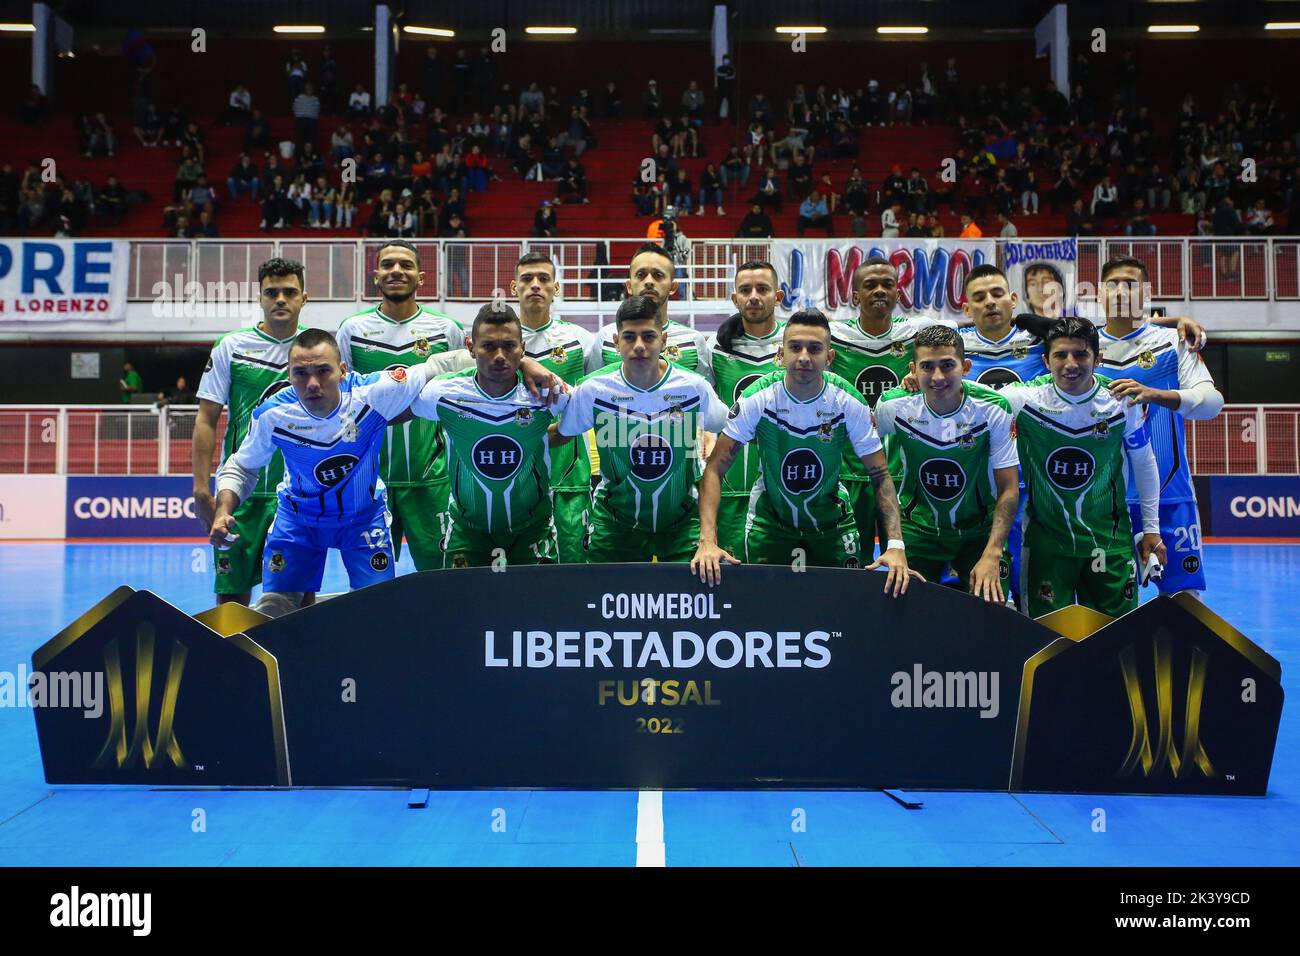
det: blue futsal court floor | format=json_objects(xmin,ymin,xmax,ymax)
[{"xmin": 0, "ymin": 541, "xmax": 1296, "ymax": 867}]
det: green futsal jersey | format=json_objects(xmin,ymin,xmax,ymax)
[
  {"xmin": 409, "ymin": 369, "xmax": 564, "ymax": 534},
  {"xmin": 600, "ymin": 318, "xmax": 712, "ymax": 377},
  {"xmin": 723, "ymin": 369, "xmax": 881, "ymax": 533},
  {"xmin": 873, "ymin": 381, "xmax": 1018, "ymax": 554},
  {"xmin": 336, "ymin": 304, "xmax": 465, "ymax": 486},
  {"xmin": 703, "ymin": 320, "xmax": 784, "ymax": 496},
  {"xmin": 523, "ymin": 318, "xmax": 601, "ymax": 491},
  {"xmin": 830, "ymin": 314, "xmax": 954, "ymax": 480},
  {"xmin": 559, "ymin": 362, "xmax": 729, "ymax": 531},
  {"xmin": 1002, "ymin": 374, "xmax": 1153, "ymax": 556},
  {"xmin": 196, "ymin": 324, "xmax": 306, "ymax": 497}
]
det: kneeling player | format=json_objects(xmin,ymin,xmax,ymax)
[
  {"xmin": 209, "ymin": 329, "xmax": 432, "ymax": 613},
  {"xmin": 692, "ymin": 309, "xmax": 915, "ymax": 595},
  {"xmin": 410, "ymin": 303, "xmax": 568, "ymax": 568},
  {"xmin": 1002, "ymin": 318, "xmax": 1165, "ymax": 617},
  {"xmin": 551, "ymin": 294, "xmax": 729, "ymax": 563},
  {"xmin": 874, "ymin": 325, "xmax": 1019, "ymax": 603}
]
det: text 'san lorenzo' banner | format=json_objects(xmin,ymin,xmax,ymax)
[
  {"xmin": 0, "ymin": 240, "xmax": 129, "ymax": 321},
  {"xmin": 1206, "ymin": 476, "xmax": 1300, "ymax": 538},
  {"xmin": 771, "ymin": 239, "xmax": 995, "ymax": 323},
  {"xmin": 66, "ymin": 477, "xmax": 204, "ymax": 538}
]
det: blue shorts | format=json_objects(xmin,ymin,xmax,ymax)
[
  {"xmin": 261, "ymin": 504, "xmax": 396, "ymax": 593},
  {"xmin": 1129, "ymin": 498, "xmax": 1207, "ymax": 593}
]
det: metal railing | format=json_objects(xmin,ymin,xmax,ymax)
[
  {"xmin": 121, "ymin": 236, "xmax": 1300, "ymax": 307},
  {"xmin": 2, "ymin": 403, "xmax": 1296, "ymax": 477}
]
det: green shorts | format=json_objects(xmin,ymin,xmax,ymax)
[
  {"xmin": 442, "ymin": 513, "xmax": 559, "ymax": 569},
  {"xmin": 715, "ymin": 494, "xmax": 751, "ymax": 559},
  {"xmin": 551, "ymin": 487, "xmax": 593, "ymax": 564},
  {"xmin": 213, "ymin": 495, "xmax": 278, "ymax": 596},
  {"xmin": 387, "ymin": 480, "xmax": 451, "ymax": 571},
  {"xmin": 585, "ymin": 510, "xmax": 699, "ymax": 563},
  {"xmin": 907, "ymin": 536, "xmax": 1011, "ymax": 595},
  {"xmin": 743, "ymin": 499, "xmax": 862, "ymax": 569},
  {"xmin": 1022, "ymin": 541, "xmax": 1139, "ymax": 618}
]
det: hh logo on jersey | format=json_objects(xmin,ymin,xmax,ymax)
[
  {"xmin": 628, "ymin": 434, "xmax": 673, "ymax": 481},
  {"xmin": 855, "ymin": 367, "xmax": 899, "ymax": 406},
  {"xmin": 780, "ymin": 448, "xmax": 823, "ymax": 494},
  {"xmin": 1045, "ymin": 447, "xmax": 1095, "ymax": 491},
  {"xmin": 472, "ymin": 435, "xmax": 524, "ymax": 479},
  {"xmin": 733, "ymin": 373, "xmax": 761, "ymax": 403},
  {"xmin": 93, "ymin": 624, "xmax": 187, "ymax": 771},
  {"xmin": 549, "ymin": 345, "xmax": 568, "ymax": 363},
  {"xmin": 1137, "ymin": 350, "xmax": 1156, "ymax": 370},
  {"xmin": 1117, "ymin": 637, "xmax": 1215, "ymax": 780},
  {"xmin": 314, "ymin": 454, "xmax": 359, "ymax": 487},
  {"xmin": 664, "ymin": 345, "xmax": 682, "ymax": 362},
  {"xmin": 920, "ymin": 459, "xmax": 966, "ymax": 500},
  {"xmin": 370, "ymin": 552, "xmax": 390, "ymax": 572},
  {"xmin": 269, "ymin": 551, "xmax": 286, "ymax": 573},
  {"xmin": 1182, "ymin": 555, "xmax": 1201, "ymax": 573},
  {"xmin": 514, "ymin": 407, "xmax": 533, "ymax": 426}
]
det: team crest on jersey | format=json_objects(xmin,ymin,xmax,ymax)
[
  {"xmin": 549, "ymin": 345, "xmax": 568, "ymax": 363},
  {"xmin": 1137, "ymin": 350, "xmax": 1156, "ymax": 370},
  {"xmin": 664, "ymin": 345, "xmax": 682, "ymax": 361},
  {"xmin": 414, "ymin": 338, "xmax": 432, "ymax": 356},
  {"xmin": 371, "ymin": 552, "xmax": 391, "ymax": 572},
  {"xmin": 269, "ymin": 551, "xmax": 286, "ymax": 573},
  {"xmin": 1091, "ymin": 421, "xmax": 1109, "ymax": 440},
  {"xmin": 451, "ymin": 554, "xmax": 470, "ymax": 569},
  {"xmin": 216, "ymin": 556, "xmax": 231, "ymax": 574},
  {"xmin": 889, "ymin": 341, "xmax": 907, "ymax": 356},
  {"xmin": 817, "ymin": 423, "xmax": 834, "ymax": 443},
  {"xmin": 387, "ymin": 366, "xmax": 408, "ymax": 383},
  {"xmin": 515, "ymin": 407, "xmax": 534, "ymax": 426},
  {"xmin": 1013, "ymin": 346, "xmax": 1029, "ymax": 360},
  {"xmin": 957, "ymin": 431, "xmax": 975, "ymax": 449},
  {"xmin": 668, "ymin": 404, "xmax": 684, "ymax": 424},
  {"xmin": 1038, "ymin": 582, "xmax": 1054, "ymax": 604}
]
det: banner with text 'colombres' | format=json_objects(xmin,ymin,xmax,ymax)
[
  {"xmin": 0, "ymin": 239, "xmax": 129, "ymax": 321},
  {"xmin": 771, "ymin": 239, "xmax": 995, "ymax": 323}
]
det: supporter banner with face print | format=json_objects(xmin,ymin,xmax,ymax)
[{"xmin": 1001, "ymin": 237, "xmax": 1079, "ymax": 319}]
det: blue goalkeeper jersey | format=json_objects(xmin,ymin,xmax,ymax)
[{"xmin": 960, "ymin": 326, "xmax": 1046, "ymax": 389}]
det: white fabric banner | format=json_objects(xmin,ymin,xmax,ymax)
[
  {"xmin": 770, "ymin": 238, "xmax": 996, "ymax": 322},
  {"xmin": 0, "ymin": 239, "xmax": 129, "ymax": 321}
]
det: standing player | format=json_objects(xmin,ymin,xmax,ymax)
[
  {"xmin": 193, "ymin": 257, "xmax": 308, "ymax": 607},
  {"xmin": 1001, "ymin": 318, "xmax": 1165, "ymax": 617},
  {"xmin": 701, "ymin": 261, "xmax": 786, "ymax": 557},
  {"xmin": 209, "ymin": 330, "xmax": 433, "ymax": 614},
  {"xmin": 410, "ymin": 303, "xmax": 568, "ymax": 568},
  {"xmin": 1096, "ymin": 255, "xmax": 1224, "ymax": 596},
  {"xmin": 829, "ymin": 256, "xmax": 952, "ymax": 556},
  {"xmin": 692, "ymin": 310, "xmax": 915, "ymax": 594},
  {"xmin": 336, "ymin": 240, "xmax": 465, "ymax": 571},
  {"xmin": 511, "ymin": 251, "xmax": 603, "ymax": 562},
  {"xmin": 874, "ymin": 325, "xmax": 1020, "ymax": 603},
  {"xmin": 598, "ymin": 242, "xmax": 712, "ymax": 376},
  {"xmin": 552, "ymin": 294, "xmax": 728, "ymax": 562}
]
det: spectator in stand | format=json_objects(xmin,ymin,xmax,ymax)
[
  {"xmin": 903, "ymin": 212, "xmax": 926, "ymax": 238},
  {"xmin": 926, "ymin": 213, "xmax": 945, "ymax": 238},
  {"xmin": 1194, "ymin": 210, "xmax": 1212, "ymax": 236},
  {"xmin": 261, "ymin": 152, "xmax": 287, "ymax": 192},
  {"xmin": 643, "ymin": 79, "xmax": 663, "ymax": 119},
  {"xmin": 715, "ymin": 54, "xmax": 735, "ymax": 119},
  {"xmin": 17, "ymin": 183, "xmax": 45, "ymax": 233},
  {"xmin": 188, "ymin": 175, "xmax": 217, "ymax": 217},
  {"xmin": 1125, "ymin": 198, "xmax": 1157, "ymax": 236},
  {"xmin": 720, "ymin": 145, "xmax": 750, "ymax": 189},
  {"xmin": 674, "ymin": 114, "xmax": 700, "ymax": 159},
  {"xmin": 1021, "ymin": 170, "xmax": 1040, "ymax": 215},
  {"xmin": 787, "ymin": 153, "xmax": 813, "ymax": 201},
  {"xmin": 1247, "ymin": 198, "xmax": 1275, "ymax": 235},
  {"xmin": 751, "ymin": 166, "xmax": 782, "ymax": 212},
  {"xmin": 474, "ymin": 47, "xmax": 495, "ymax": 113},
  {"xmin": 363, "ymin": 151, "xmax": 392, "ymax": 200},
  {"xmin": 959, "ymin": 168, "xmax": 988, "ymax": 219},
  {"xmin": 160, "ymin": 105, "xmax": 188, "ymax": 146},
  {"xmin": 365, "ymin": 188, "xmax": 394, "ymax": 235},
  {"xmin": 1046, "ymin": 161, "xmax": 1077, "ymax": 214},
  {"xmin": 423, "ymin": 46, "xmax": 443, "ymax": 108},
  {"xmin": 134, "ymin": 105, "xmax": 163, "ymax": 147},
  {"xmin": 20, "ymin": 83, "xmax": 47, "ymax": 125},
  {"xmin": 260, "ymin": 174, "xmax": 291, "ymax": 230},
  {"xmin": 330, "ymin": 125, "xmax": 355, "ymax": 167},
  {"xmin": 880, "ymin": 202, "xmax": 901, "ymax": 238},
  {"xmin": 193, "ymin": 208, "xmax": 219, "ymax": 238},
  {"xmin": 604, "ymin": 80, "xmax": 624, "ymax": 118},
  {"xmin": 388, "ymin": 201, "xmax": 417, "ymax": 238},
  {"xmin": 1066, "ymin": 198, "xmax": 1094, "ymax": 236},
  {"xmin": 441, "ymin": 210, "xmax": 468, "ymax": 238},
  {"xmin": 519, "ymin": 81, "xmax": 545, "ymax": 118},
  {"xmin": 286, "ymin": 49, "xmax": 308, "ymax": 100},
  {"xmin": 1180, "ymin": 168, "xmax": 1206, "ymax": 215},
  {"xmin": 1091, "ymin": 175, "xmax": 1119, "ymax": 222},
  {"xmin": 222, "ymin": 84, "xmax": 251, "ymax": 126},
  {"xmin": 170, "ymin": 213, "xmax": 190, "ymax": 238},
  {"xmin": 84, "ymin": 112, "xmax": 117, "ymax": 157},
  {"xmin": 293, "ymin": 83, "xmax": 322, "ymax": 148},
  {"xmin": 51, "ymin": 186, "xmax": 84, "ymax": 236},
  {"xmin": 737, "ymin": 202, "xmax": 774, "ymax": 238},
  {"xmin": 997, "ymin": 212, "xmax": 1018, "ymax": 237},
  {"xmin": 310, "ymin": 176, "xmax": 336, "ymax": 228},
  {"xmin": 0, "ymin": 163, "xmax": 19, "ymax": 232},
  {"xmin": 318, "ymin": 46, "xmax": 339, "ymax": 114},
  {"xmin": 244, "ymin": 109, "xmax": 273, "ymax": 151},
  {"xmin": 817, "ymin": 173, "xmax": 840, "ymax": 214},
  {"xmin": 174, "ymin": 149, "xmax": 203, "ymax": 201},
  {"xmin": 336, "ymin": 179, "xmax": 357, "ymax": 229},
  {"xmin": 348, "ymin": 84, "xmax": 372, "ymax": 119},
  {"xmin": 992, "ymin": 169, "xmax": 1016, "ymax": 216},
  {"xmin": 831, "ymin": 120, "xmax": 857, "ymax": 159},
  {"xmin": 531, "ymin": 201, "xmax": 558, "ymax": 238},
  {"xmin": 556, "ymin": 157, "xmax": 588, "ymax": 204},
  {"xmin": 669, "ymin": 168, "xmax": 694, "ymax": 214},
  {"xmin": 682, "ymin": 80, "xmax": 705, "ymax": 126},
  {"xmin": 905, "ymin": 167, "xmax": 930, "ymax": 214},
  {"xmin": 180, "ymin": 121, "xmax": 205, "ymax": 163},
  {"xmin": 560, "ymin": 107, "xmax": 590, "ymax": 157},
  {"xmin": 632, "ymin": 175, "xmax": 655, "ymax": 216},
  {"xmin": 98, "ymin": 175, "xmax": 127, "ymax": 226},
  {"xmin": 798, "ymin": 190, "xmax": 833, "ymax": 236},
  {"xmin": 749, "ymin": 91, "xmax": 774, "ymax": 131},
  {"xmin": 1145, "ymin": 163, "xmax": 1172, "ymax": 212},
  {"xmin": 747, "ymin": 121, "xmax": 772, "ymax": 169},
  {"xmin": 958, "ymin": 213, "xmax": 982, "ymax": 238},
  {"xmin": 1212, "ymin": 196, "xmax": 1242, "ymax": 236}
]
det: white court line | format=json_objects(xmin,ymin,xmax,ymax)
[{"xmin": 635, "ymin": 789, "xmax": 665, "ymax": 867}]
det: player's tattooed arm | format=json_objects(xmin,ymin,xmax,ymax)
[
  {"xmin": 862, "ymin": 450, "xmax": 921, "ymax": 597},
  {"xmin": 970, "ymin": 466, "xmax": 1019, "ymax": 603},
  {"xmin": 691, "ymin": 434, "xmax": 743, "ymax": 585}
]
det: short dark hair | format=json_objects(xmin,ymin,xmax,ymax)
[
  {"xmin": 516, "ymin": 250, "xmax": 556, "ymax": 275},
  {"xmin": 630, "ymin": 241, "xmax": 675, "ymax": 277},
  {"xmin": 614, "ymin": 293, "xmax": 661, "ymax": 330},
  {"xmin": 1043, "ymin": 317, "xmax": 1100, "ymax": 359},
  {"xmin": 375, "ymin": 239, "xmax": 422, "ymax": 265},
  {"xmin": 913, "ymin": 324, "xmax": 965, "ymax": 360},
  {"xmin": 734, "ymin": 259, "xmax": 778, "ymax": 287},
  {"xmin": 964, "ymin": 263, "xmax": 1009, "ymax": 293},
  {"xmin": 1024, "ymin": 261, "xmax": 1065, "ymax": 289},
  {"xmin": 257, "ymin": 257, "xmax": 305, "ymax": 288},
  {"xmin": 1100, "ymin": 255, "xmax": 1149, "ymax": 283},
  {"xmin": 784, "ymin": 308, "xmax": 832, "ymax": 337},
  {"xmin": 290, "ymin": 328, "xmax": 340, "ymax": 361},
  {"xmin": 471, "ymin": 301, "xmax": 522, "ymax": 341},
  {"xmin": 852, "ymin": 255, "xmax": 895, "ymax": 288}
]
